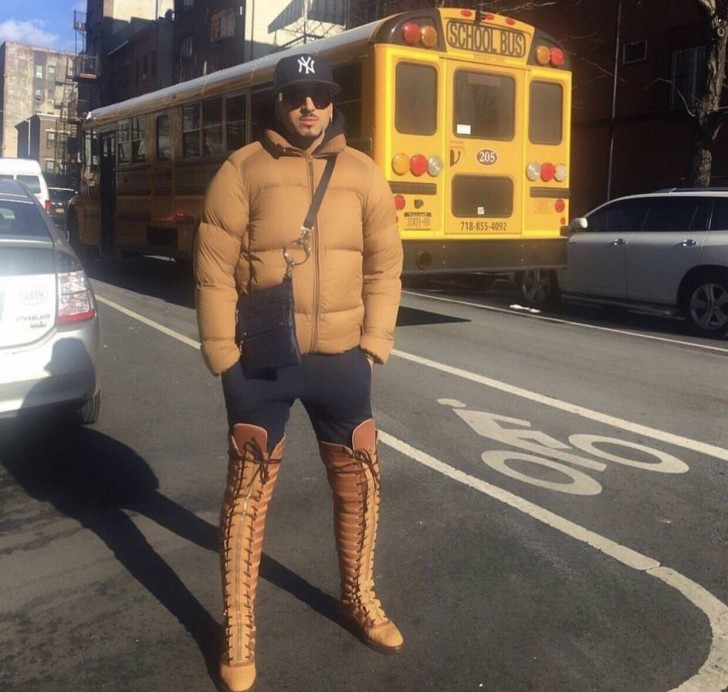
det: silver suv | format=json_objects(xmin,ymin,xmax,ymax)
[{"xmin": 518, "ymin": 189, "xmax": 728, "ymax": 337}]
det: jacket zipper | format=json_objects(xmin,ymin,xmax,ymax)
[{"xmin": 306, "ymin": 156, "xmax": 320, "ymax": 352}]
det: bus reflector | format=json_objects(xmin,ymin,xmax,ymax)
[
  {"xmin": 392, "ymin": 153, "xmax": 410, "ymax": 175},
  {"xmin": 555, "ymin": 199, "xmax": 565, "ymax": 213},
  {"xmin": 526, "ymin": 162, "xmax": 541, "ymax": 181},
  {"xmin": 402, "ymin": 22, "xmax": 421, "ymax": 45},
  {"xmin": 394, "ymin": 195, "xmax": 406, "ymax": 210},
  {"xmin": 410, "ymin": 154, "xmax": 428, "ymax": 177},
  {"xmin": 427, "ymin": 155, "xmax": 444, "ymax": 177}
]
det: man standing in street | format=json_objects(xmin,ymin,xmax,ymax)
[{"xmin": 194, "ymin": 52, "xmax": 404, "ymax": 692}]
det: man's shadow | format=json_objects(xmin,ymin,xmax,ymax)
[{"xmin": 0, "ymin": 418, "xmax": 341, "ymax": 688}]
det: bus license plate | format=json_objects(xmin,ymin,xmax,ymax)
[{"xmin": 403, "ymin": 212, "xmax": 431, "ymax": 230}]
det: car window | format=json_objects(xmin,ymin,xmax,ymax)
[
  {"xmin": 49, "ymin": 189, "xmax": 75, "ymax": 204},
  {"xmin": 640, "ymin": 197, "xmax": 711, "ymax": 232},
  {"xmin": 0, "ymin": 201, "xmax": 49, "ymax": 237},
  {"xmin": 16, "ymin": 175, "xmax": 41, "ymax": 194},
  {"xmin": 587, "ymin": 198, "xmax": 650, "ymax": 232},
  {"xmin": 709, "ymin": 198, "xmax": 728, "ymax": 230}
]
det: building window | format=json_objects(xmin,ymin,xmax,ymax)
[
  {"xmin": 180, "ymin": 0, "xmax": 194, "ymax": 13},
  {"xmin": 34, "ymin": 89, "xmax": 43, "ymax": 102},
  {"xmin": 670, "ymin": 45, "xmax": 706, "ymax": 111},
  {"xmin": 180, "ymin": 35, "xmax": 193, "ymax": 60},
  {"xmin": 35, "ymin": 64, "xmax": 44, "ymax": 78},
  {"xmin": 47, "ymin": 64, "xmax": 56, "ymax": 81},
  {"xmin": 211, "ymin": 9, "xmax": 236, "ymax": 42},
  {"xmin": 45, "ymin": 160, "xmax": 54, "ymax": 174},
  {"xmin": 46, "ymin": 130, "xmax": 57, "ymax": 149},
  {"xmin": 623, "ymin": 40, "xmax": 647, "ymax": 64}
]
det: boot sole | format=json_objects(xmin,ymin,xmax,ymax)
[{"xmin": 339, "ymin": 608, "xmax": 403, "ymax": 655}]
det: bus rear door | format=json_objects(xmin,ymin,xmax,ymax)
[{"xmin": 444, "ymin": 61, "xmax": 524, "ymax": 269}]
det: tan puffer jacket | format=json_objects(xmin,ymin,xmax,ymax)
[{"xmin": 194, "ymin": 123, "xmax": 403, "ymax": 376}]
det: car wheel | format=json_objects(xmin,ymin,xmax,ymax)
[
  {"xmin": 684, "ymin": 272, "xmax": 728, "ymax": 338},
  {"xmin": 516, "ymin": 269, "xmax": 559, "ymax": 307},
  {"xmin": 76, "ymin": 391, "xmax": 101, "ymax": 425}
]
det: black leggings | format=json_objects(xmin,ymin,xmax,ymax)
[{"xmin": 221, "ymin": 347, "xmax": 373, "ymax": 452}]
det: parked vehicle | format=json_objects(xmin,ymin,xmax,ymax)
[
  {"xmin": 0, "ymin": 157, "xmax": 50, "ymax": 210},
  {"xmin": 515, "ymin": 189, "xmax": 728, "ymax": 337},
  {"xmin": 48, "ymin": 186, "xmax": 77, "ymax": 229},
  {"xmin": 0, "ymin": 178, "xmax": 101, "ymax": 423}
]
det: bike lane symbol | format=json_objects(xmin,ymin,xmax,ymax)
[{"xmin": 438, "ymin": 399, "xmax": 689, "ymax": 496}]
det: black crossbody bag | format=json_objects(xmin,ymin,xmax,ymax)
[{"xmin": 235, "ymin": 156, "xmax": 336, "ymax": 380}]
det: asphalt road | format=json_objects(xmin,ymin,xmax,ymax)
[{"xmin": 1, "ymin": 257, "xmax": 727, "ymax": 692}]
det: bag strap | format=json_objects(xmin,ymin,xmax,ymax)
[
  {"xmin": 303, "ymin": 155, "xmax": 337, "ymax": 231},
  {"xmin": 284, "ymin": 154, "xmax": 337, "ymax": 276}
]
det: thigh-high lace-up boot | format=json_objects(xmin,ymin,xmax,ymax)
[
  {"xmin": 219, "ymin": 424, "xmax": 284, "ymax": 691},
  {"xmin": 318, "ymin": 419, "xmax": 403, "ymax": 654}
]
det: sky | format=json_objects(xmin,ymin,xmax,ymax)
[{"xmin": 0, "ymin": 0, "xmax": 86, "ymax": 52}]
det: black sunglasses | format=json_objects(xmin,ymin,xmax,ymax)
[{"xmin": 281, "ymin": 87, "xmax": 333, "ymax": 110}]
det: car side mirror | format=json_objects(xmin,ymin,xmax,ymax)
[{"xmin": 567, "ymin": 217, "xmax": 588, "ymax": 235}]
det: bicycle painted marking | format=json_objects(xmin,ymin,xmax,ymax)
[{"xmin": 439, "ymin": 399, "xmax": 689, "ymax": 495}]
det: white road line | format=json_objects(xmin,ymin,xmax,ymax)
[
  {"xmin": 393, "ymin": 349, "xmax": 728, "ymax": 462},
  {"xmin": 403, "ymin": 289, "xmax": 728, "ymax": 354},
  {"xmin": 96, "ymin": 296, "xmax": 201, "ymax": 350},
  {"xmin": 379, "ymin": 432, "xmax": 728, "ymax": 692},
  {"xmin": 97, "ymin": 294, "xmax": 728, "ymax": 691}
]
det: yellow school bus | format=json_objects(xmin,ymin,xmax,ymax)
[{"xmin": 69, "ymin": 7, "xmax": 571, "ymax": 277}]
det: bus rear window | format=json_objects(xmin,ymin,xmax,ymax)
[
  {"xmin": 454, "ymin": 71, "xmax": 514, "ymax": 140},
  {"xmin": 396, "ymin": 63, "xmax": 437, "ymax": 135},
  {"xmin": 529, "ymin": 82, "xmax": 563, "ymax": 144}
]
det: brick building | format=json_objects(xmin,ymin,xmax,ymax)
[{"xmin": 0, "ymin": 42, "xmax": 77, "ymax": 181}]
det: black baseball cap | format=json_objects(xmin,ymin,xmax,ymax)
[{"xmin": 273, "ymin": 53, "xmax": 341, "ymax": 94}]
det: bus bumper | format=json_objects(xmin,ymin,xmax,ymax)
[{"xmin": 402, "ymin": 237, "xmax": 567, "ymax": 275}]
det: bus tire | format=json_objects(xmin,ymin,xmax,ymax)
[{"xmin": 516, "ymin": 269, "xmax": 559, "ymax": 307}]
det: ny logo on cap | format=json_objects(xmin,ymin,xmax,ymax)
[{"xmin": 297, "ymin": 56, "xmax": 316, "ymax": 75}]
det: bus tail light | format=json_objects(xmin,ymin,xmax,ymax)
[
  {"xmin": 540, "ymin": 162, "xmax": 556, "ymax": 182},
  {"xmin": 535, "ymin": 44, "xmax": 565, "ymax": 68},
  {"xmin": 401, "ymin": 22, "xmax": 438, "ymax": 48},
  {"xmin": 394, "ymin": 152, "xmax": 444, "ymax": 177},
  {"xmin": 555, "ymin": 199, "xmax": 566, "ymax": 213},
  {"xmin": 527, "ymin": 162, "xmax": 567, "ymax": 183},
  {"xmin": 410, "ymin": 154, "xmax": 428, "ymax": 177},
  {"xmin": 394, "ymin": 194, "xmax": 406, "ymax": 210}
]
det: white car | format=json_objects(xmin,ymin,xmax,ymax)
[
  {"xmin": 0, "ymin": 178, "xmax": 101, "ymax": 423},
  {"xmin": 516, "ymin": 190, "xmax": 728, "ymax": 337}
]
